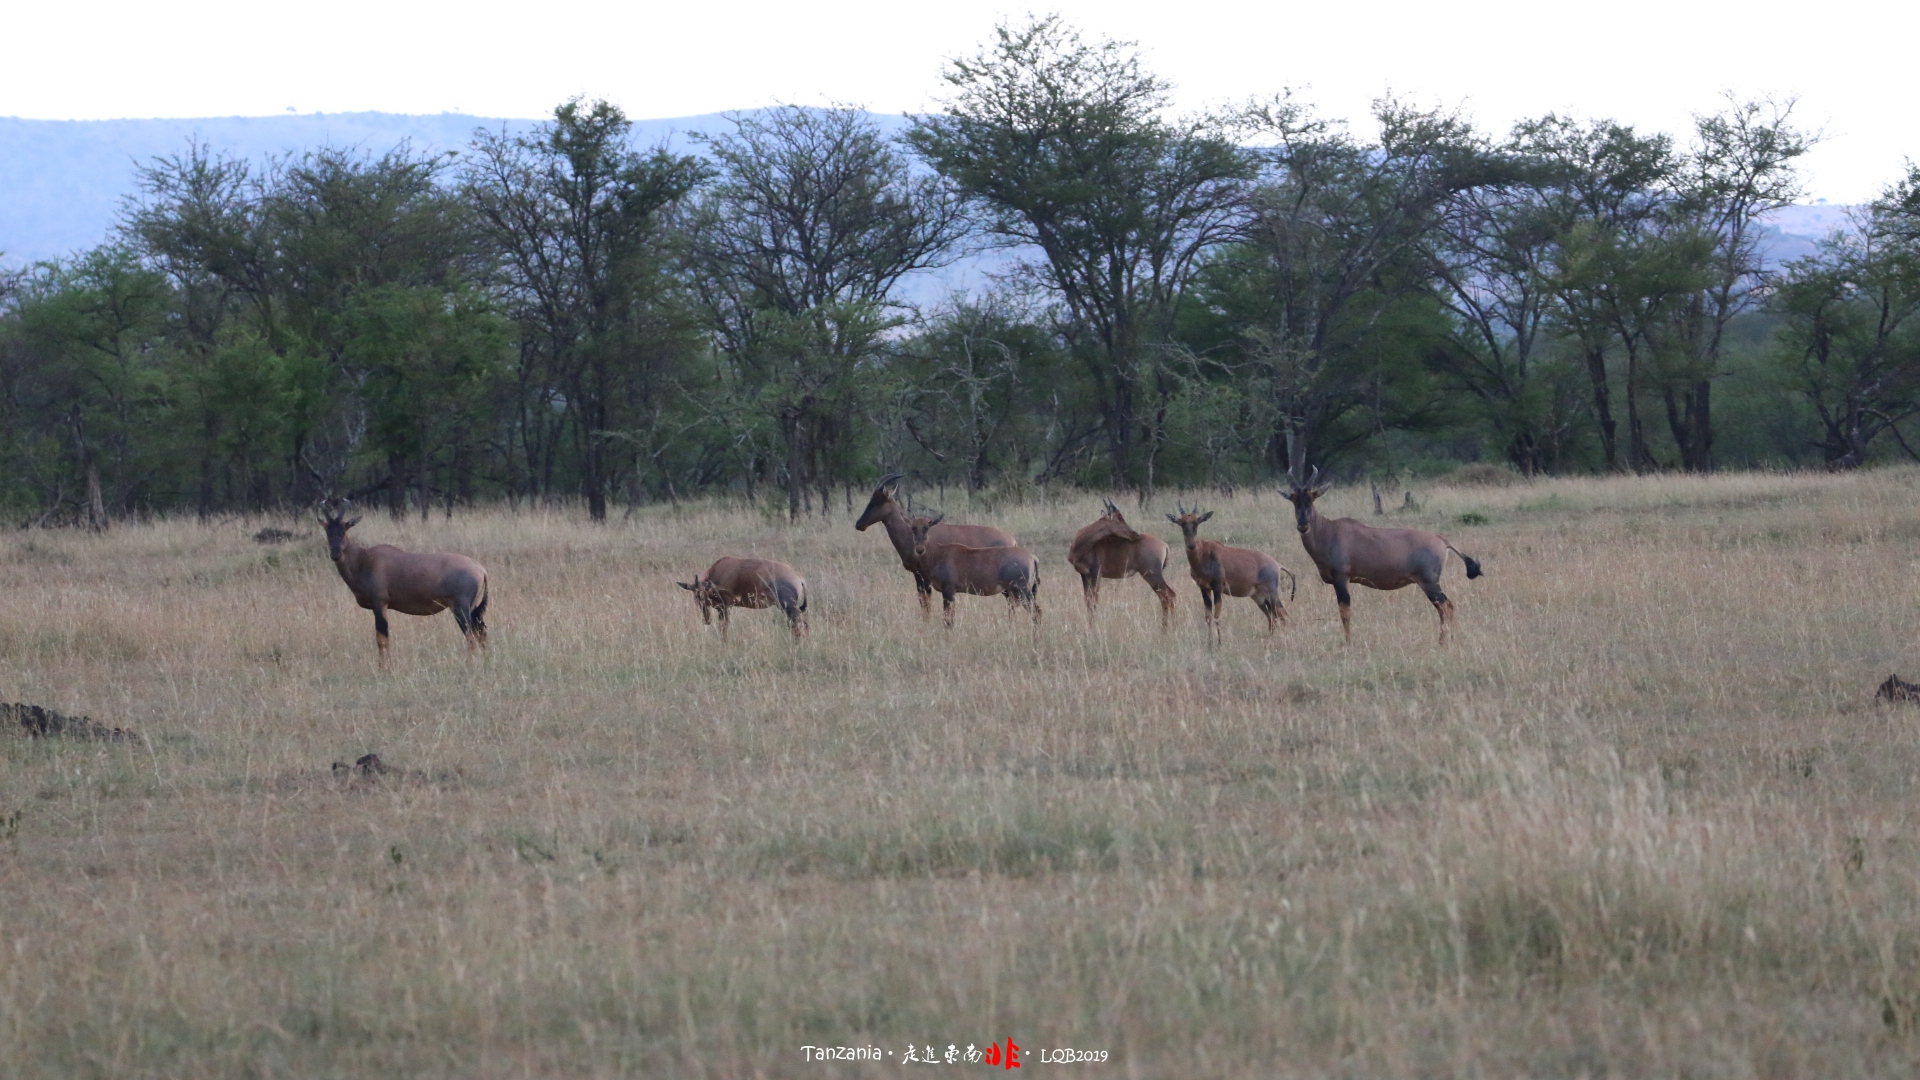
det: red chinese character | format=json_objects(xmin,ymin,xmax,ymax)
[
  {"xmin": 1004, "ymin": 1040, "xmax": 1021, "ymax": 1069},
  {"xmin": 983, "ymin": 1043, "xmax": 999, "ymax": 1066}
]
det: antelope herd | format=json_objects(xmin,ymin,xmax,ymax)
[{"xmin": 317, "ymin": 469, "xmax": 1486, "ymax": 653}]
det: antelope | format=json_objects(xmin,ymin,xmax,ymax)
[
  {"xmin": 1165, "ymin": 505, "xmax": 1297, "ymax": 639},
  {"xmin": 677, "ymin": 556, "xmax": 809, "ymax": 641},
  {"xmin": 855, "ymin": 473, "xmax": 1015, "ymax": 616},
  {"xmin": 1068, "ymin": 500, "xmax": 1177, "ymax": 628},
  {"xmin": 1283, "ymin": 466, "xmax": 1483, "ymax": 643},
  {"xmin": 907, "ymin": 514, "xmax": 1041, "ymax": 627},
  {"xmin": 318, "ymin": 500, "xmax": 489, "ymax": 662}
]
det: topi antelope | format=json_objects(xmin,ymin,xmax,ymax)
[
  {"xmin": 319, "ymin": 500, "xmax": 489, "ymax": 662},
  {"xmin": 1165, "ymin": 505, "xmax": 1296, "ymax": 640},
  {"xmin": 855, "ymin": 473, "xmax": 1015, "ymax": 616},
  {"xmin": 677, "ymin": 557, "xmax": 809, "ymax": 641},
  {"xmin": 1069, "ymin": 500, "xmax": 1177, "ymax": 628},
  {"xmin": 1283, "ymin": 466, "xmax": 1483, "ymax": 643},
  {"xmin": 908, "ymin": 514, "xmax": 1041, "ymax": 627}
]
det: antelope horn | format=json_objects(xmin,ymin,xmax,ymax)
[
  {"xmin": 878, "ymin": 471, "xmax": 904, "ymax": 491},
  {"xmin": 1308, "ymin": 465, "xmax": 1321, "ymax": 488}
]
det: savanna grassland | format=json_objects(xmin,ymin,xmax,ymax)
[{"xmin": 5, "ymin": 469, "xmax": 1920, "ymax": 1078}]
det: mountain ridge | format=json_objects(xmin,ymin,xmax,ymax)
[{"xmin": 0, "ymin": 112, "xmax": 1850, "ymax": 275}]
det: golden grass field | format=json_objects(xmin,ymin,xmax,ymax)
[{"xmin": 5, "ymin": 468, "xmax": 1920, "ymax": 1077}]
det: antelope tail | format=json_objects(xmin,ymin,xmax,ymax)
[
  {"xmin": 472, "ymin": 574, "xmax": 490, "ymax": 621},
  {"xmin": 1278, "ymin": 564, "xmax": 1297, "ymax": 602},
  {"xmin": 1445, "ymin": 542, "xmax": 1483, "ymax": 579}
]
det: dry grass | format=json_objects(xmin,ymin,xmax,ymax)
[{"xmin": 4, "ymin": 469, "xmax": 1920, "ymax": 1077}]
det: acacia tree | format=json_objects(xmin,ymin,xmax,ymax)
[
  {"xmin": 1652, "ymin": 96, "xmax": 1811, "ymax": 471},
  {"xmin": 1519, "ymin": 116, "xmax": 1682, "ymax": 471},
  {"xmin": 124, "ymin": 143, "xmax": 277, "ymax": 514},
  {"xmin": 1215, "ymin": 97, "xmax": 1484, "ymax": 477},
  {"xmin": 466, "ymin": 99, "xmax": 708, "ymax": 519},
  {"xmin": 5, "ymin": 248, "xmax": 172, "ymax": 527},
  {"xmin": 1770, "ymin": 166, "xmax": 1920, "ymax": 467},
  {"xmin": 888, "ymin": 295, "xmax": 1065, "ymax": 492},
  {"xmin": 907, "ymin": 16, "xmax": 1252, "ymax": 491},
  {"xmin": 264, "ymin": 147, "xmax": 479, "ymax": 514},
  {"xmin": 687, "ymin": 105, "xmax": 964, "ymax": 518}
]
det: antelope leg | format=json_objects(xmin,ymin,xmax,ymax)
[{"xmin": 373, "ymin": 605, "xmax": 392, "ymax": 664}]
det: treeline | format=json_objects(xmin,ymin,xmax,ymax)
[{"xmin": 3, "ymin": 18, "xmax": 1919, "ymax": 526}]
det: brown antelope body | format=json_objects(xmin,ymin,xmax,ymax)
[
  {"xmin": 319, "ymin": 502, "xmax": 489, "ymax": 661},
  {"xmin": 1284, "ymin": 467, "xmax": 1483, "ymax": 642},
  {"xmin": 908, "ymin": 514, "xmax": 1040, "ymax": 627},
  {"xmin": 855, "ymin": 473, "xmax": 1015, "ymax": 616},
  {"xmin": 1166, "ymin": 506, "xmax": 1296, "ymax": 639},
  {"xmin": 678, "ymin": 556, "xmax": 809, "ymax": 641},
  {"xmin": 1069, "ymin": 500, "xmax": 1177, "ymax": 628}
]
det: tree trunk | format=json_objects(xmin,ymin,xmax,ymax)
[
  {"xmin": 85, "ymin": 463, "xmax": 107, "ymax": 532},
  {"xmin": 1662, "ymin": 387, "xmax": 1694, "ymax": 469},
  {"xmin": 1582, "ymin": 348, "xmax": 1619, "ymax": 471},
  {"xmin": 388, "ymin": 452, "xmax": 410, "ymax": 520},
  {"xmin": 197, "ymin": 412, "xmax": 218, "ymax": 520},
  {"xmin": 1688, "ymin": 379, "xmax": 1713, "ymax": 472},
  {"xmin": 1625, "ymin": 347, "xmax": 1651, "ymax": 472},
  {"xmin": 783, "ymin": 408, "xmax": 803, "ymax": 522}
]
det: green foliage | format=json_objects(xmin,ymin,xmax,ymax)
[
  {"xmin": 1767, "ymin": 166, "xmax": 1920, "ymax": 467},
  {"xmin": 0, "ymin": 28, "xmax": 1883, "ymax": 520},
  {"xmin": 908, "ymin": 17, "xmax": 1254, "ymax": 489}
]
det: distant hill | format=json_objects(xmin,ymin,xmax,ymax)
[
  {"xmin": 0, "ymin": 111, "xmax": 742, "ymax": 266},
  {"xmin": 0, "ymin": 112, "xmax": 1855, "ymax": 285}
]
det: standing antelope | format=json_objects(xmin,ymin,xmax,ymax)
[
  {"xmin": 908, "ymin": 514, "xmax": 1041, "ymax": 627},
  {"xmin": 855, "ymin": 473, "xmax": 1015, "ymax": 616},
  {"xmin": 1283, "ymin": 466, "xmax": 1483, "ymax": 642},
  {"xmin": 1165, "ymin": 505, "xmax": 1297, "ymax": 640},
  {"xmin": 319, "ymin": 500, "xmax": 489, "ymax": 662},
  {"xmin": 677, "ymin": 557, "xmax": 809, "ymax": 641},
  {"xmin": 1069, "ymin": 500, "xmax": 1177, "ymax": 628}
]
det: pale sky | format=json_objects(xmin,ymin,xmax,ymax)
[{"xmin": 6, "ymin": 0, "xmax": 1911, "ymax": 203}]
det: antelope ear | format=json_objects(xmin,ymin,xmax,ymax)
[
  {"xmin": 1311, "ymin": 486, "xmax": 1330, "ymax": 499},
  {"xmin": 677, "ymin": 581, "xmax": 695, "ymax": 591},
  {"xmin": 1165, "ymin": 514, "xmax": 1180, "ymax": 525},
  {"xmin": 343, "ymin": 516, "xmax": 361, "ymax": 528},
  {"xmin": 1199, "ymin": 511, "xmax": 1214, "ymax": 523},
  {"xmin": 927, "ymin": 513, "xmax": 944, "ymax": 526}
]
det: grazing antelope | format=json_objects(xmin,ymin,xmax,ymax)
[
  {"xmin": 1283, "ymin": 466, "xmax": 1483, "ymax": 643},
  {"xmin": 907, "ymin": 514, "xmax": 1041, "ymax": 627},
  {"xmin": 855, "ymin": 473, "xmax": 1015, "ymax": 616},
  {"xmin": 319, "ymin": 500, "xmax": 489, "ymax": 662},
  {"xmin": 677, "ymin": 557, "xmax": 809, "ymax": 641},
  {"xmin": 1069, "ymin": 500, "xmax": 1177, "ymax": 628},
  {"xmin": 1165, "ymin": 505, "xmax": 1297, "ymax": 640}
]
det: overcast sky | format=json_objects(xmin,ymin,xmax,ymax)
[{"xmin": 6, "ymin": 0, "xmax": 1910, "ymax": 203}]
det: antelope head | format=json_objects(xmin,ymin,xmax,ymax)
[
  {"xmin": 855, "ymin": 472, "xmax": 905, "ymax": 532},
  {"xmin": 316, "ymin": 499, "xmax": 361, "ymax": 562},
  {"xmin": 1283, "ymin": 466, "xmax": 1332, "ymax": 534},
  {"xmin": 907, "ymin": 512, "xmax": 945, "ymax": 560},
  {"xmin": 677, "ymin": 573, "xmax": 726, "ymax": 624},
  {"xmin": 1164, "ymin": 503, "xmax": 1213, "ymax": 544}
]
